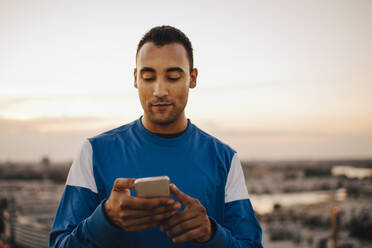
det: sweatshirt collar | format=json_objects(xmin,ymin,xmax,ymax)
[{"xmin": 135, "ymin": 116, "xmax": 195, "ymax": 146}]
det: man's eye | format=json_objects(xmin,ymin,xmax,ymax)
[
  {"xmin": 143, "ymin": 78, "xmax": 155, "ymax": 81},
  {"xmin": 168, "ymin": 77, "xmax": 180, "ymax": 81}
]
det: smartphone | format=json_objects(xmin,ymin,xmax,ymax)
[{"xmin": 135, "ymin": 176, "xmax": 170, "ymax": 198}]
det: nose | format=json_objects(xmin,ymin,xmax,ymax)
[{"xmin": 153, "ymin": 80, "xmax": 168, "ymax": 98}]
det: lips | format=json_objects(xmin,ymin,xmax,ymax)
[
  {"xmin": 151, "ymin": 102, "xmax": 172, "ymax": 106},
  {"xmin": 151, "ymin": 103, "xmax": 172, "ymax": 111}
]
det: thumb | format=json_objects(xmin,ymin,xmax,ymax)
[
  {"xmin": 112, "ymin": 178, "xmax": 135, "ymax": 193},
  {"xmin": 170, "ymin": 184, "xmax": 194, "ymax": 206}
]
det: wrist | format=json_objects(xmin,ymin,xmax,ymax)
[
  {"xmin": 103, "ymin": 199, "xmax": 110, "ymax": 216},
  {"xmin": 210, "ymin": 218, "xmax": 217, "ymax": 237},
  {"xmin": 103, "ymin": 199, "xmax": 117, "ymax": 227},
  {"xmin": 195, "ymin": 217, "xmax": 215, "ymax": 243}
]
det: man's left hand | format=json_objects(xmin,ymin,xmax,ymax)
[{"xmin": 159, "ymin": 184, "xmax": 213, "ymax": 243}]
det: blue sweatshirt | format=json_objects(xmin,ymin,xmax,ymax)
[{"xmin": 50, "ymin": 118, "xmax": 263, "ymax": 247}]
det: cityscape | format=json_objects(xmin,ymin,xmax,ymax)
[
  {"xmin": 1, "ymin": 0, "xmax": 371, "ymax": 248},
  {"xmin": 0, "ymin": 158, "xmax": 371, "ymax": 248}
]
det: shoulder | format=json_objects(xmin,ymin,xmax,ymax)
[
  {"xmin": 88, "ymin": 119, "xmax": 137, "ymax": 144},
  {"xmin": 193, "ymin": 124, "xmax": 236, "ymax": 153},
  {"xmin": 192, "ymin": 124, "xmax": 237, "ymax": 163}
]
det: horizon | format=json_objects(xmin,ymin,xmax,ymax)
[{"xmin": 1, "ymin": 155, "xmax": 372, "ymax": 165}]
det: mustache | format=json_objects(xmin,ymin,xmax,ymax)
[{"xmin": 149, "ymin": 98, "xmax": 174, "ymax": 105}]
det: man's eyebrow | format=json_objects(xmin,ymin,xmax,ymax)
[
  {"xmin": 166, "ymin": 67, "xmax": 184, "ymax": 73},
  {"xmin": 140, "ymin": 67, "xmax": 155, "ymax": 73}
]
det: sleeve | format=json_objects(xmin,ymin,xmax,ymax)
[
  {"xmin": 194, "ymin": 153, "xmax": 263, "ymax": 248},
  {"xmin": 49, "ymin": 140, "xmax": 130, "ymax": 248}
]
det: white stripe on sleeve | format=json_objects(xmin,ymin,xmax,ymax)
[
  {"xmin": 65, "ymin": 139, "xmax": 98, "ymax": 194},
  {"xmin": 225, "ymin": 153, "xmax": 249, "ymax": 203}
]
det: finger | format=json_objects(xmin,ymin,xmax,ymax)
[
  {"xmin": 113, "ymin": 178, "xmax": 136, "ymax": 193},
  {"xmin": 125, "ymin": 222, "xmax": 158, "ymax": 232},
  {"xmin": 123, "ymin": 210, "xmax": 177, "ymax": 229},
  {"xmin": 123, "ymin": 203, "xmax": 181, "ymax": 219},
  {"xmin": 172, "ymin": 226, "xmax": 206, "ymax": 243},
  {"xmin": 159, "ymin": 210, "xmax": 198, "ymax": 231},
  {"xmin": 166, "ymin": 216, "xmax": 200, "ymax": 237},
  {"xmin": 170, "ymin": 184, "xmax": 195, "ymax": 206},
  {"xmin": 124, "ymin": 196, "xmax": 175, "ymax": 210}
]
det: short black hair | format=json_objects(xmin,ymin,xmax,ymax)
[{"xmin": 136, "ymin": 25, "xmax": 194, "ymax": 72}]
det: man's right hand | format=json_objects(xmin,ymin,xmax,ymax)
[{"xmin": 103, "ymin": 178, "xmax": 181, "ymax": 232}]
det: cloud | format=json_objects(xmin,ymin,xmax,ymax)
[
  {"xmin": 196, "ymin": 81, "xmax": 279, "ymax": 92},
  {"xmin": 0, "ymin": 92, "xmax": 136, "ymax": 108},
  {"xmin": 0, "ymin": 116, "xmax": 117, "ymax": 133},
  {"xmin": 0, "ymin": 117, "xmax": 120, "ymax": 162},
  {"xmin": 195, "ymin": 121, "xmax": 372, "ymax": 160},
  {"xmin": 0, "ymin": 92, "xmax": 141, "ymax": 120},
  {"xmin": 0, "ymin": 97, "xmax": 29, "ymax": 110},
  {"xmin": 1, "ymin": 116, "xmax": 371, "ymax": 162}
]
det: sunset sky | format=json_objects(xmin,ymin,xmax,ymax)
[{"xmin": 1, "ymin": 0, "xmax": 371, "ymax": 162}]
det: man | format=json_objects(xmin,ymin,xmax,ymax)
[{"xmin": 50, "ymin": 25, "xmax": 263, "ymax": 247}]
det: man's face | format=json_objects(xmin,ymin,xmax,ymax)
[{"xmin": 134, "ymin": 42, "xmax": 197, "ymax": 126}]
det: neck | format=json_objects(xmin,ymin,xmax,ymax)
[{"xmin": 142, "ymin": 113, "xmax": 188, "ymax": 134}]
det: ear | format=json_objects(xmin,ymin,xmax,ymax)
[
  {"xmin": 134, "ymin": 68, "xmax": 138, "ymax": 88},
  {"xmin": 189, "ymin": 68, "xmax": 198, "ymax": 89}
]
